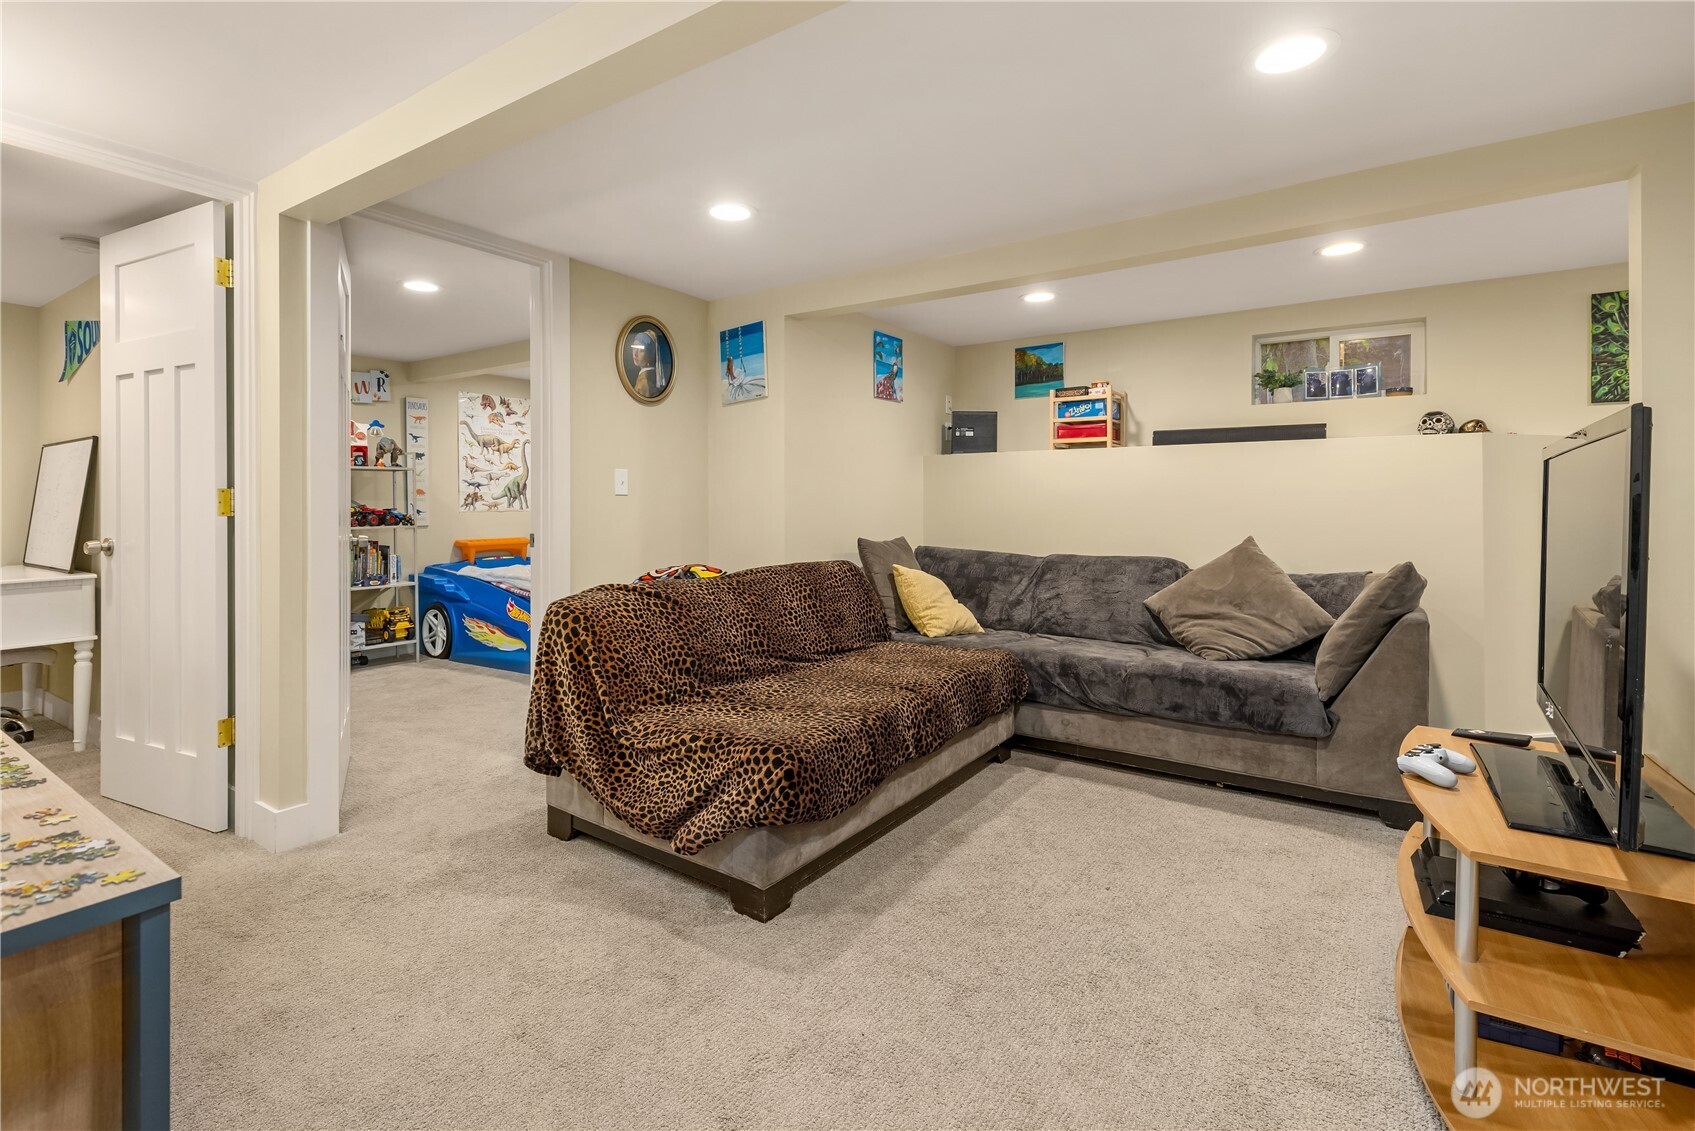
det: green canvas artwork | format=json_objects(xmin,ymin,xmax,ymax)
[{"xmin": 1590, "ymin": 290, "xmax": 1629, "ymax": 404}]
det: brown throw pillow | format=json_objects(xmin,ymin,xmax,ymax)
[
  {"xmin": 857, "ymin": 535, "xmax": 920, "ymax": 631},
  {"xmin": 1314, "ymin": 562, "xmax": 1427, "ymax": 700},
  {"xmin": 1144, "ymin": 536, "xmax": 1334, "ymax": 661}
]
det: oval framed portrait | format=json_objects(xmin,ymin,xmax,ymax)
[{"xmin": 616, "ymin": 316, "xmax": 676, "ymax": 404}]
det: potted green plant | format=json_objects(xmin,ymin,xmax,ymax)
[{"xmin": 1255, "ymin": 362, "xmax": 1302, "ymax": 404}]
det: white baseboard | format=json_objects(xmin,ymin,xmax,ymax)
[
  {"xmin": 2, "ymin": 689, "xmax": 99, "ymax": 740},
  {"xmin": 245, "ymin": 797, "xmax": 333, "ymax": 853}
]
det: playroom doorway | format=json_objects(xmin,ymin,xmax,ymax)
[{"xmin": 310, "ymin": 209, "xmax": 540, "ymax": 824}]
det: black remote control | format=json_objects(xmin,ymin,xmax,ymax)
[{"xmin": 1452, "ymin": 728, "xmax": 1533, "ymax": 747}]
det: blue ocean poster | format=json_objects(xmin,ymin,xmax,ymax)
[
  {"xmin": 1014, "ymin": 341, "xmax": 1064, "ymax": 398},
  {"xmin": 719, "ymin": 320, "xmax": 767, "ymax": 403},
  {"xmin": 873, "ymin": 330, "xmax": 903, "ymax": 402}
]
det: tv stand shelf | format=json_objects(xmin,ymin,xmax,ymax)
[{"xmin": 1395, "ymin": 726, "xmax": 1695, "ymax": 1127}]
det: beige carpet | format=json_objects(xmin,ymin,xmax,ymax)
[{"xmin": 25, "ymin": 660, "xmax": 1440, "ymax": 1130}]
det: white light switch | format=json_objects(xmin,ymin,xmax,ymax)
[
  {"xmin": 614, "ymin": 468, "xmax": 629, "ymax": 496},
  {"xmin": 945, "ymin": 395, "xmax": 953, "ymax": 414}
]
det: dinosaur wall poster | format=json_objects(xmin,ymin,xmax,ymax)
[{"xmin": 458, "ymin": 390, "xmax": 530, "ymax": 511}]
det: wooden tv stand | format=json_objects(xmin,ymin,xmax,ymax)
[{"xmin": 1394, "ymin": 727, "xmax": 1694, "ymax": 1128}]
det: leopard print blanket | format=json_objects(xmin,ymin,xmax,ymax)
[{"xmin": 524, "ymin": 559, "xmax": 1027, "ymax": 854}]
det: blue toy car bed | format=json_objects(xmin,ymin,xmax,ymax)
[{"xmin": 416, "ymin": 555, "xmax": 531, "ymax": 673}]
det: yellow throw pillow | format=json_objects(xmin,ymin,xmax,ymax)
[{"xmin": 892, "ymin": 564, "xmax": 985, "ymax": 638}]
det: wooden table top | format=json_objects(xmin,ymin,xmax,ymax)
[
  {"xmin": 1399, "ymin": 726, "xmax": 1695, "ymax": 904},
  {"xmin": 1, "ymin": 734, "xmax": 179, "ymax": 955}
]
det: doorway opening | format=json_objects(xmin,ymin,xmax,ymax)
[{"xmin": 326, "ymin": 213, "xmax": 537, "ymax": 826}]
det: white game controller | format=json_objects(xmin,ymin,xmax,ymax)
[
  {"xmin": 1397, "ymin": 753, "xmax": 1458, "ymax": 789},
  {"xmin": 1408, "ymin": 743, "xmax": 1477, "ymax": 775}
]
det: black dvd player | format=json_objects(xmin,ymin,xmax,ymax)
[{"xmin": 1412, "ymin": 838, "xmax": 1644, "ymax": 958}]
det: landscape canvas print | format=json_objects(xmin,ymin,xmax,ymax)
[
  {"xmin": 458, "ymin": 391, "xmax": 531, "ymax": 511},
  {"xmin": 873, "ymin": 330, "xmax": 903, "ymax": 402},
  {"xmin": 1014, "ymin": 342, "xmax": 1064, "ymax": 398},
  {"xmin": 719, "ymin": 320, "xmax": 767, "ymax": 404},
  {"xmin": 1590, "ymin": 290, "xmax": 1629, "ymax": 403}
]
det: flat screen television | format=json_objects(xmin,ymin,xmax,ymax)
[{"xmin": 1475, "ymin": 403, "xmax": 1694, "ymax": 859}]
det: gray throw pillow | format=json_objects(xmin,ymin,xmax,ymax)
[
  {"xmin": 1144, "ymin": 536, "xmax": 1334, "ymax": 661},
  {"xmin": 857, "ymin": 536, "xmax": 920, "ymax": 631},
  {"xmin": 1314, "ymin": 562, "xmax": 1427, "ymax": 700}
]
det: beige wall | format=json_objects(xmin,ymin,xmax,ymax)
[
  {"xmin": 349, "ymin": 354, "xmax": 531, "ymax": 572},
  {"xmin": 0, "ymin": 278, "xmax": 104, "ymax": 708},
  {"xmin": 783, "ymin": 314, "xmax": 955, "ymax": 563},
  {"xmin": 2, "ymin": 303, "xmax": 42, "ymax": 563},
  {"xmin": 954, "ymin": 265, "xmax": 1629, "ymax": 451},
  {"xmin": 923, "ymin": 435, "xmax": 1551, "ymax": 733},
  {"xmin": 568, "ymin": 259, "xmax": 710, "ymax": 588}
]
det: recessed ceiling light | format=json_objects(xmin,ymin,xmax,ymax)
[
  {"xmin": 1318, "ymin": 241, "xmax": 1364, "ymax": 257},
  {"xmin": 1022, "ymin": 291, "xmax": 1056, "ymax": 304},
  {"xmin": 709, "ymin": 202, "xmax": 754, "ymax": 222},
  {"xmin": 1253, "ymin": 31, "xmax": 1337, "ymax": 74},
  {"xmin": 402, "ymin": 279, "xmax": 440, "ymax": 293}
]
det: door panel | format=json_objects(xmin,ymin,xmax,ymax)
[{"xmin": 99, "ymin": 201, "xmax": 229, "ymax": 831}]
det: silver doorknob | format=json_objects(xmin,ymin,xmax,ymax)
[{"xmin": 83, "ymin": 538, "xmax": 114, "ymax": 556}]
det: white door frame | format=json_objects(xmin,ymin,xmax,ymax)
[
  {"xmin": 297, "ymin": 203, "xmax": 570, "ymax": 845},
  {"xmin": 0, "ymin": 113, "xmax": 266, "ymax": 844}
]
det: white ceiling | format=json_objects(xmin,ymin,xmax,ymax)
[
  {"xmin": 396, "ymin": 1, "xmax": 1692, "ymax": 302},
  {"xmin": 1, "ymin": 2, "xmax": 567, "ymax": 183},
  {"xmin": 342, "ymin": 215, "xmax": 531, "ymax": 362},
  {"xmin": 1, "ymin": 145, "xmax": 208, "ymax": 305},
  {"xmin": 867, "ymin": 184, "xmax": 1630, "ymax": 345}
]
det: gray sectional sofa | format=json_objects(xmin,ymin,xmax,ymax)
[{"xmin": 893, "ymin": 546, "xmax": 1429, "ymax": 824}]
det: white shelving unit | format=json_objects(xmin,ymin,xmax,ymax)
[{"xmin": 349, "ymin": 423, "xmax": 419, "ymax": 664}]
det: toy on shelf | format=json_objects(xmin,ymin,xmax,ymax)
[
  {"xmin": 364, "ymin": 606, "xmax": 414, "ymax": 643},
  {"xmin": 1049, "ymin": 383, "xmax": 1128, "ymax": 449},
  {"xmin": 351, "ymin": 504, "xmax": 414, "ymax": 528}
]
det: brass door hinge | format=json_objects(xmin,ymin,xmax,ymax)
[
  {"xmin": 214, "ymin": 258, "xmax": 234, "ymax": 288},
  {"xmin": 217, "ymin": 487, "xmax": 234, "ymax": 517},
  {"xmin": 217, "ymin": 717, "xmax": 235, "ymax": 747}
]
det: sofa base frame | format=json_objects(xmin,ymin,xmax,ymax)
[
  {"xmin": 548, "ymin": 742, "xmax": 1014, "ymax": 922},
  {"xmin": 1014, "ymin": 736, "xmax": 1419, "ymax": 829}
]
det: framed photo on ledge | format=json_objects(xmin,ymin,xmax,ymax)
[
  {"xmin": 1304, "ymin": 370, "xmax": 1329, "ymax": 400},
  {"xmin": 1354, "ymin": 363, "xmax": 1382, "ymax": 397},
  {"xmin": 1329, "ymin": 369, "xmax": 1355, "ymax": 399}
]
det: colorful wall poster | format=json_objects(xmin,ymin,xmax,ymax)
[
  {"xmin": 719, "ymin": 320, "xmax": 767, "ymax": 404},
  {"xmin": 1590, "ymin": 290, "xmax": 1629, "ymax": 403},
  {"xmin": 1014, "ymin": 341, "xmax": 1064, "ymax": 398},
  {"xmin": 404, "ymin": 396, "xmax": 430, "ymax": 526},
  {"xmin": 351, "ymin": 369, "xmax": 392, "ymax": 403},
  {"xmin": 458, "ymin": 391, "xmax": 530, "ymax": 511},
  {"xmin": 59, "ymin": 320, "xmax": 99, "ymax": 383},
  {"xmin": 873, "ymin": 330, "xmax": 903, "ymax": 403}
]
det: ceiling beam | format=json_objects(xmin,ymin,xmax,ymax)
[{"xmin": 266, "ymin": 2, "xmax": 839, "ymax": 224}]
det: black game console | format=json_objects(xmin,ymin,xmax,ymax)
[{"xmin": 1412, "ymin": 838, "xmax": 1644, "ymax": 957}]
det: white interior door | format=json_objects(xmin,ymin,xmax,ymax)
[{"xmin": 98, "ymin": 200, "xmax": 230, "ymax": 831}]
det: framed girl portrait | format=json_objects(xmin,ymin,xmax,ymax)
[{"xmin": 617, "ymin": 316, "xmax": 676, "ymax": 404}]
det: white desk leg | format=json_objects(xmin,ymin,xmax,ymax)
[
  {"xmin": 72, "ymin": 640, "xmax": 93, "ymax": 752},
  {"xmin": 21, "ymin": 663, "xmax": 39, "ymax": 716},
  {"xmin": 1453, "ymin": 848, "xmax": 1480, "ymax": 1076}
]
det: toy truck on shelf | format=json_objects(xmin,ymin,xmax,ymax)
[
  {"xmin": 364, "ymin": 605, "xmax": 414, "ymax": 643},
  {"xmin": 350, "ymin": 504, "xmax": 415, "ymax": 527}
]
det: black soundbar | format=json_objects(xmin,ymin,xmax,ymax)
[{"xmin": 1151, "ymin": 423, "xmax": 1327, "ymax": 446}]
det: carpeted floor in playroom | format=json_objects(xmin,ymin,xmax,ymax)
[{"xmin": 29, "ymin": 658, "xmax": 1440, "ymax": 1130}]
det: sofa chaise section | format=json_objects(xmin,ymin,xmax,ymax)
[{"xmin": 525, "ymin": 559, "xmax": 1028, "ymax": 919}]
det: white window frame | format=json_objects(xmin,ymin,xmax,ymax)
[{"xmin": 1250, "ymin": 320, "xmax": 1426, "ymax": 402}]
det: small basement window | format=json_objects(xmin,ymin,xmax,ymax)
[{"xmin": 1250, "ymin": 321, "xmax": 1425, "ymax": 404}]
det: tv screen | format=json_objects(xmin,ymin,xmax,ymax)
[{"xmin": 1537, "ymin": 405, "xmax": 1651, "ymax": 849}]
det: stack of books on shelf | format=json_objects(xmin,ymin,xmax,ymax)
[{"xmin": 351, "ymin": 536, "xmax": 402, "ymax": 588}]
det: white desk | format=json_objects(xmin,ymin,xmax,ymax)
[{"xmin": 0, "ymin": 565, "xmax": 96, "ymax": 751}]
